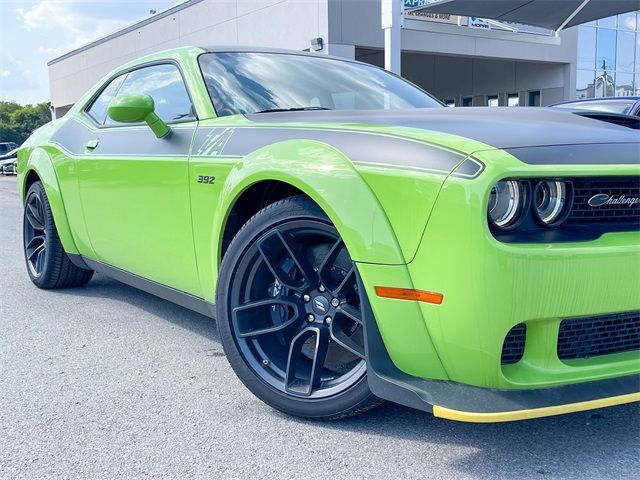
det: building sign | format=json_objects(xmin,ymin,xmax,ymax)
[
  {"xmin": 404, "ymin": 0, "xmax": 552, "ymax": 35},
  {"xmin": 404, "ymin": 0, "xmax": 431, "ymax": 9},
  {"xmin": 468, "ymin": 17, "xmax": 491, "ymax": 29},
  {"xmin": 406, "ymin": 10, "xmax": 463, "ymax": 24},
  {"xmin": 404, "ymin": 0, "xmax": 465, "ymax": 25}
]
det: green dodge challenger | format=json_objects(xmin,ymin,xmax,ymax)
[{"xmin": 17, "ymin": 47, "xmax": 640, "ymax": 422}]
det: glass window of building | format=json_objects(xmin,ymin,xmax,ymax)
[
  {"xmin": 576, "ymin": 70, "xmax": 595, "ymax": 99},
  {"xmin": 528, "ymin": 91, "xmax": 541, "ymax": 106},
  {"xmin": 577, "ymin": 27, "xmax": 596, "ymax": 68},
  {"xmin": 598, "ymin": 16, "xmax": 617, "ymax": 29},
  {"xmin": 507, "ymin": 93, "xmax": 519, "ymax": 106},
  {"xmin": 487, "ymin": 95, "xmax": 498, "ymax": 107},
  {"xmin": 616, "ymin": 31, "xmax": 635, "ymax": 71},
  {"xmin": 619, "ymin": 12, "xmax": 637, "ymax": 31},
  {"xmin": 596, "ymin": 28, "xmax": 617, "ymax": 70},
  {"xmin": 595, "ymin": 70, "xmax": 615, "ymax": 97},
  {"xmin": 462, "ymin": 97, "xmax": 472, "ymax": 107},
  {"xmin": 636, "ymin": 32, "xmax": 640, "ymax": 69},
  {"xmin": 615, "ymin": 73, "xmax": 634, "ymax": 96},
  {"xmin": 576, "ymin": 12, "xmax": 640, "ymax": 99}
]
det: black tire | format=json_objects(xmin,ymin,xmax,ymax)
[
  {"xmin": 217, "ymin": 195, "xmax": 382, "ymax": 420},
  {"xmin": 23, "ymin": 181, "xmax": 94, "ymax": 289}
]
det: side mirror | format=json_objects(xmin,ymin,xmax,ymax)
[{"xmin": 107, "ymin": 93, "xmax": 171, "ymax": 139}]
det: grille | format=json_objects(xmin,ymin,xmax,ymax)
[
  {"xmin": 567, "ymin": 177, "xmax": 640, "ymax": 227},
  {"xmin": 558, "ymin": 311, "xmax": 640, "ymax": 360},
  {"xmin": 501, "ymin": 323, "xmax": 526, "ymax": 365}
]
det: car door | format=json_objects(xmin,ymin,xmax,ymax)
[{"xmin": 76, "ymin": 63, "xmax": 201, "ymax": 296}]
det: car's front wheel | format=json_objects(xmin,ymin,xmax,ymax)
[
  {"xmin": 23, "ymin": 181, "xmax": 94, "ymax": 289},
  {"xmin": 217, "ymin": 196, "xmax": 382, "ymax": 419}
]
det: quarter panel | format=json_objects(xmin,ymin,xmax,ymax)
[{"xmin": 20, "ymin": 147, "xmax": 82, "ymax": 256}]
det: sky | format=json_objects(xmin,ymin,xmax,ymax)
[{"xmin": 0, "ymin": 0, "xmax": 180, "ymax": 105}]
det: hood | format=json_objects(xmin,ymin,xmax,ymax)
[{"xmin": 246, "ymin": 107, "xmax": 639, "ymax": 150}]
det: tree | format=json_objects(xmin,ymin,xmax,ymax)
[{"xmin": 0, "ymin": 101, "xmax": 52, "ymax": 145}]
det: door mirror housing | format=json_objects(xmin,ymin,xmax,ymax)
[{"xmin": 107, "ymin": 93, "xmax": 171, "ymax": 139}]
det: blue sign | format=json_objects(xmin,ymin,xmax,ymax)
[{"xmin": 404, "ymin": 0, "xmax": 432, "ymax": 10}]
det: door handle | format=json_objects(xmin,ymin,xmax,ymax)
[{"xmin": 85, "ymin": 139, "xmax": 100, "ymax": 152}]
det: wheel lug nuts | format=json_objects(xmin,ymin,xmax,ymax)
[
  {"xmin": 302, "ymin": 294, "xmax": 311, "ymax": 302},
  {"xmin": 331, "ymin": 298, "xmax": 340, "ymax": 307},
  {"xmin": 307, "ymin": 314, "xmax": 315, "ymax": 323},
  {"xmin": 325, "ymin": 316, "xmax": 332, "ymax": 325},
  {"xmin": 262, "ymin": 359, "xmax": 269, "ymax": 367},
  {"xmin": 318, "ymin": 285, "xmax": 326, "ymax": 293}
]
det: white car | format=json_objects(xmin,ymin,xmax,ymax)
[{"xmin": 0, "ymin": 149, "xmax": 18, "ymax": 175}]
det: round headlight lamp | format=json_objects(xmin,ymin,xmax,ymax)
[
  {"xmin": 532, "ymin": 180, "xmax": 574, "ymax": 227},
  {"xmin": 488, "ymin": 180, "xmax": 529, "ymax": 231}
]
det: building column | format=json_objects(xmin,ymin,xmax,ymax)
[
  {"xmin": 564, "ymin": 62, "xmax": 576, "ymax": 102},
  {"xmin": 382, "ymin": 0, "xmax": 403, "ymax": 74},
  {"xmin": 322, "ymin": 43, "xmax": 356, "ymax": 59}
]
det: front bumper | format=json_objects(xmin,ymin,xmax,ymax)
[
  {"xmin": 357, "ymin": 272, "xmax": 640, "ymax": 422},
  {"xmin": 371, "ymin": 369, "xmax": 640, "ymax": 423},
  {"xmin": 430, "ymin": 377, "xmax": 640, "ymax": 422},
  {"xmin": 358, "ymin": 150, "xmax": 640, "ymax": 400}
]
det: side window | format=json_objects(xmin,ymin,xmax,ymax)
[
  {"xmin": 108, "ymin": 64, "xmax": 195, "ymax": 125},
  {"xmin": 86, "ymin": 73, "xmax": 127, "ymax": 125}
]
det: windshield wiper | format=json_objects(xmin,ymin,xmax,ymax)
[{"xmin": 255, "ymin": 107, "xmax": 332, "ymax": 114}]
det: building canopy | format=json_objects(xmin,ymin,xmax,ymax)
[{"xmin": 412, "ymin": 0, "xmax": 640, "ymax": 31}]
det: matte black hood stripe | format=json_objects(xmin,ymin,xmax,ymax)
[
  {"xmin": 506, "ymin": 144, "xmax": 640, "ymax": 165},
  {"xmin": 245, "ymin": 108, "xmax": 640, "ymax": 155}
]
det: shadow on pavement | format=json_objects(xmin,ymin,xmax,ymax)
[
  {"xmin": 284, "ymin": 401, "xmax": 640, "ymax": 478},
  {"xmin": 54, "ymin": 269, "xmax": 640, "ymax": 479},
  {"xmin": 54, "ymin": 273, "xmax": 220, "ymax": 342}
]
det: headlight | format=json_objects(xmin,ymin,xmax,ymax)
[
  {"xmin": 532, "ymin": 180, "xmax": 573, "ymax": 227},
  {"xmin": 488, "ymin": 180, "xmax": 528, "ymax": 230}
]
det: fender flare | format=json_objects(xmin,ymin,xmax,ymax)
[
  {"xmin": 210, "ymin": 139, "xmax": 448, "ymax": 382},
  {"xmin": 21, "ymin": 148, "xmax": 80, "ymax": 255},
  {"xmin": 213, "ymin": 139, "xmax": 407, "ymax": 271}
]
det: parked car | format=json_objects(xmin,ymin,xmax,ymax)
[
  {"xmin": 550, "ymin": 96, "xmax": 640, "ymax": 117},
  {"xmin": 0, "ymin": 142, "xmax": 18, "ymax": 155},
  {"xmin": 0, "ymin": 148, "xmax": 18, "ymax": 175},
  {"xmin": 0, "ymin": 147, "xmax": 18, "ymax": 161},
  {"xmin": 16, "ymin": 47, "xmax": 640, "ymax": 423},
  {"xmin": 0, "ymin": 157, "xmax": 17, "ymax": 175}
]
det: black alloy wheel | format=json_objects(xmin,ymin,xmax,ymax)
[
  {"xmin": 24, "ymin": 187, "xmax": 48, "ymax": 278},
  {"xmin": 217, "ymin": 196, "xmax": 381, "ymax": 419}
]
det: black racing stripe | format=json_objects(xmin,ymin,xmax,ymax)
[
  {"xmin": 506, "ymin": 144, "xmax": 640, "ymax": 165},
  {"xmin": 51, "ymin": 119, "xmax": 93, "ymax": 154},
  {"xmin": 51, "ymin": 118, "xmax": 194, "ymax": 156},
  {"xmin": 245, "ymin": 108, "xmax": 640, "ymax": 150},
  {"xmin": 194, "ymin": 127, "xmax": 468, "ymax": 175}
]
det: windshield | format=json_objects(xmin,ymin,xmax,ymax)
[
  {"xmin": 198, "ymin": 52, "xmax": 443, "ymax": 116},
  {"xmin": 553, "ymin": 99, "xmax": 636, "ymax": 115}
]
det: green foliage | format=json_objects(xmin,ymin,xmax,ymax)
[{"xmin": 0, "ymin": 101, "xmax": 51, "ymax": 145}]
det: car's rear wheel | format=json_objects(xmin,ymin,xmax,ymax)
[
  {"xmin": 217, "ymin": 196, "xmax": 382, "ymax": 419},
  {"xmin": 23, "ymin": 181, "xmax": 94, "ymax": 289}
]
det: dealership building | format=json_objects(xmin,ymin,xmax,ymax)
[{"xmin": 47, "ymin": 0, "xmax": 640, "ymax": 118}]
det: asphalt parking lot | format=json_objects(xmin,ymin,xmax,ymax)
[{"xmin": 0, "ymin": 175, "xmax": 638, "ymax": 480}]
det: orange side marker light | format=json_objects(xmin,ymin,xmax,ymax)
[{"xmin": 375, "ymin": 286, "xmax": 444, "ymax": 305}]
